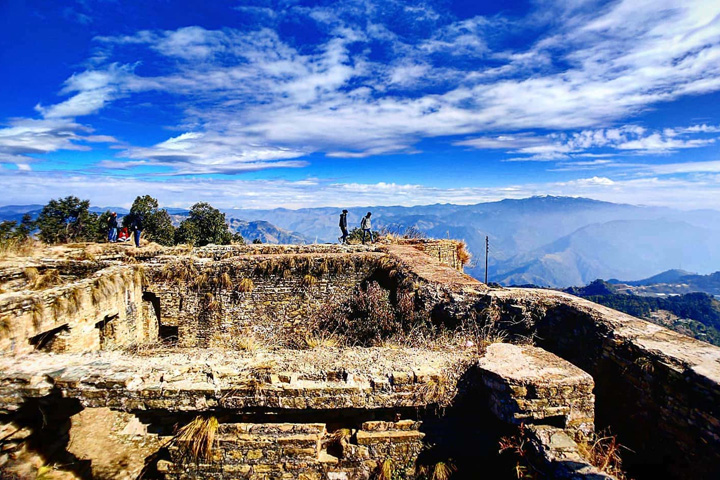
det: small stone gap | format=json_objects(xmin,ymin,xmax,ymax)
[
  {"xmin": 95, "ymin": 314, "xmax": 118, "ymax": 348},
  {"xmin": 159, "ymin": 325, "xmax": 178, "ymax": 344},
  {"xmin": 525, "ymin": 415, "xmax": 566, "ymax": 429},
  {"xmin": 29, "ymin": 324, "xmax": 70, "ymax": 351},
  {"xmin": 142, "ymin": 291, "xmax": 161, "ymax": 323}
]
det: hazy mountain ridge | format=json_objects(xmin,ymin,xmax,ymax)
[
  {"xmin": 562, "ymin": 279, "xmax": 720, "ymax": 346},
  {"xmin": 609, "ymin": 269, "xmax": 720, "ymax": 296},
  {"xmin": 5, "ymin": 196, "xmax": 720, "ymax": 286},
  {"xmin": 227, "ymin": 219, "xmax": 310, "ymax": 244},
  {"xmin": 227, "ymin": 196, "xmax": 720, "ymax": 286}
]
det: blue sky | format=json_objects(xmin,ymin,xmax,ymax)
[{"xmin": 1, "ymin": 0, "xmax": 720, "ymax": 209}]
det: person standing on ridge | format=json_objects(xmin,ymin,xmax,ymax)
[
  {"xmin": 338, "ymin": 209, "xmax": 349, "ymax": 244},
  {"xmin": 130, "ymin": 213, "xmax": 143, "ymax": 248},
  {"xmin": 107, "ymin": 212, "xmax": 118, "ymax": 243},
  {"xmin": 361, "ymin": 212, "xmax": 373, "ymax": 244}
]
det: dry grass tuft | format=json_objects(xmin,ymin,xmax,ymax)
[
  {"xmin": 30, "ymin": 299, "xmax": 45, "ymax": 328},
  {"xmin": 236, "ymin": 335, "xmax": 260, "ymax": 351},
  {"xmin": 51, "ymin": 297, "xmax": 68, "ymax": 318},
  {"xmin": 23, "ymin": 267, "xmax": 39, "ymax": 285},
  {"xmin": 304, "ymin": 332, "xmax": 339, "ymax": 349},
  {"xmin": 219, "ymin": 272, "xmax": 233, "ymax": 290},
  {"xmin": 456, "ymin": 241, "xmax": 471, "ymax": 267},
  {"xmin": 576, "ymin": 432, "xmax": 628, "ymax": 480},
  {"xmin": 376, "ymin": 458, "xmax": 394, "ymax": 480},
  {"xmin": 634, "ymin": 356, "xmax": 654, "ymax": 374},
  {"xmin": 194, "ymin": 272, "xmax": 209, "ymax": 290},
  {"xmin": 174, "ymin": 416, "xmax": 219, "ymax": 463},
  {"xmin": 237, "ymin": 278, "xmax": 254, "ymax": 293},
  {"xmin": 133, "ymin": 265, "xmax": 148, "ymax": 287},
  {"xmin": 91, "ymin": 274, "xmax": 118, "ymax": 303},
  {"xmin": 0, "ymin": 238, "xmax": 37, "ymax": 257},
  {"xmin": 161, "ymin": 260, "xmax": 198, "ymax": 283},
  {"xmin": 301, "ymin": 274, "xmax": 318, "ymax": 287},
  {"xmin": 32, "ymin": 270, "xmax": 61, "ymax": 290},
  {"xmin": 432, "ymin": 461, "xmax": 457, "ymax": 480},
  {"xmin": 203, "ymin": 292, "xmax": 219, "ymax": 312},
  {"xmin": 70, "ymin": 288, "xmax": 84, "ymax": 313}
]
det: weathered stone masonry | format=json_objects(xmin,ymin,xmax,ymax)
[{"xmin": 0, "ymin": 241, "xmax": 719, "ymax": 479}]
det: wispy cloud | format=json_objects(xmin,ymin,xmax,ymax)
[
  {"xmin": 4, "ymin": 168, "xmax": 720, "ymax": 210},
  {"xmin": 3, "ymin": 0, "xmax": 720, "ymax": 191}
]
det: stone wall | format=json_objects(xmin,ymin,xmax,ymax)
[
  {"xmin": 144, "ymin": 252, "xmax": 386, "ymax": 347},
  {"xmin": 0, "ymin": 264, "xmax": 155, "ymax": 355},
  {"xmin": 391, "ymin": 239, "xmax": 465, "ymax": 272},
  {"xmin": 480, "ymin": 288, "xmax": 720, "ymax": 479},
  {"xmin": 161, "ymin": 420, "xmax": 424, "ymax": 480}
]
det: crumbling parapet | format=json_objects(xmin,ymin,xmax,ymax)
[{"xmin": 478, "ymin": 343, "xmax": 595, "ymax": 441}]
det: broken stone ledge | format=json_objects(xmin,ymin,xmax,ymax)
[{"xmin": 0, "ymin": 347, "xmax": 474, "ymax": 413}]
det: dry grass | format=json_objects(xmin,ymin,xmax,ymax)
[
  {"xmin": 219, "ymin": 272, "xmax": 232, "ymax": 290},
  {"xmin": 576, "ymin": 432, "xmax": 629, "ymax": 480},
  {"xmin": 634, "ymin": 356, "xmax": 654, "ymax": 374},
  {"xmin": 133, "ymin": 265, "xmax": 148, "ymax": 287},
  {"xmin": 236, "ymin": 335, "xmax": 260, "ymax": 351},
  {"xmin": 91, "ymin": 274, "xmax": 118, "ymax": 303},
  {"xmin": 31, "ymin": 269, "xmax": 61, "ymax": 290},
  {"xmin": 70, "ymin": 288, "xmax": 84, "ymax": 313},
  {"xmin": 51, "ymin": 297, "xmax": 68, "ymax": 318},
  {"xmin": 194, "ymin": 272, "xmax": 209, "ymax": 290},
  {"xmin": 303, "ymin": 332, "xmax": 339, "ymax": 348},
  {"xmin": 237, "ymin": 278, "xmax": 254, "ymax": 293},
  {"xmin": 174, "ymin": 416, "xmax": 219, "ymax": 463},
  {"xmin": 161, "ymin": 260, "xmax": 198, "ymax": 283},
  {"xmin": 203, "ymin": 292, "xmax": 219, "ymax": 312},
  {"xmin": 376, "ymin": 458, "xmax": 394, "ymax": 480},
  {"xmin": 456, "ymin": 241, "xmax": 471, "ymax": 267},
  {"xmin": 301, "ymin": 274, "xmax": 318, "ymax": 287},
  {"xmin": 431, "ymin": 461, "xmax": 457, "ymax": 480},
  {"xmin": 23, "ymin": 267, "xmax": 39, "ymax": 285},
  {"xmin": 0, "ymin": 238, "xmax": 37, "ymax": 257},
  {"xmin": 30, "ymin": 299, "xmax": 45, "ymax": 328}
]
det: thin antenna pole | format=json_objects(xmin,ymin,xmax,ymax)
[{"xmin": 485, "ymin": 236, "xmax": 489, "ymax": 284}]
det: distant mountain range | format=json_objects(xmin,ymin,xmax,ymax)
[
  {"xmin": 224, "ymin": 196, "xmax": 720, "ymax": 287},
  {"xmin": 562, "ymin": 278, "xmax": 720, "ymax": 347},
  {"xmin": 227, "ymin": 219, "xmax": 310, "ymax": 244},
  {"xmin": 4, "ymin": 196, "xmax": 720, "ymax": 287},
  {"xmin": 608, "ymin": 269, "xmax": 720, "ymax": 297}
]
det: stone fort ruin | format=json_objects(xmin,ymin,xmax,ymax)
[{"xmin": 0, "ymin": 240, "xmax": 718, "ymax": 479}]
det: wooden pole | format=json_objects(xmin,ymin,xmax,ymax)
[{"xmin": 485, "ymin": 236, "xmax": 489, "ymax": 284}]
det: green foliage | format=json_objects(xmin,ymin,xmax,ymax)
[
  {"xmin": 96, "ymin": 210, "xmax": 114, "ymax": 242},
  {"xmin": 36, "ymin": 196, "xmax": 98, "ymax": 243},
  {"xmin": 252, "ymin": 238, "xmax": 262, "ymax": 244},
  {"xmin": 0, "ymin": 214, "xmax": 34, "ymax": 242},
  {"xmin": 347, "ymin": 227, "xmax": 378, "ymax": 244},
  {"xmin": 175, "ymin": 202, "xmax": 232, "ymax": 246},
  {"xmin": 232, "ymin": 232, "xmax": 245, "ymax": 244},
  {"xmin": 124, "ymin": 195, "xmax": 176, "ymax": 246}
]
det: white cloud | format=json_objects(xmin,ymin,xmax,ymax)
[
  {"xmin": 3, "ymin": 170, "xmax": 720, "ymax": 210},
  {"xmin": 3, "ymin": 0, "xmax": 720, "ymax": 185},
  {"xmin": 0, "ymin": 117, "xmax": 116, "ymax": 165}
]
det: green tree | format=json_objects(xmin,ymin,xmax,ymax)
[
  {"xmin": 36, "ymin": 196, "xmax": 98, "ymax": 243},
  {"xmin": 175, "ymin": 202, "xmax": 232, "ymax": 246},
  {"xmin": 124, "ymin": 195, "xmax": 176, "ymax": 246},
  {"xmin": 232, "ymin": 232, "xmax": 245, "ymax": 245},
  {"xmin": 0, "ymin": 214, "xmax": 34, "ymax": 243}
]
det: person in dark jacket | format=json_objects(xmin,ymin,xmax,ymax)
[
  {"xmin": 107, "ymin": 212, "xmax": 118, "ymax": 243},
  {"xmin": 130, "ymin": 213, "xmax": 143, "ymax": 248},
  {"xmin": 338, "ymin": 209, "xmax": 349, "ymax": 244}
]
